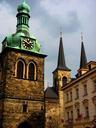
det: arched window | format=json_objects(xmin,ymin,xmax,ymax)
[
  {"xmin": 53, "ymin": 78, "xmax": 59, "ymax": 94},
  {"xmin": 62, "ymin": 76, "xmax": 67, "ymax": 86},
  {"xmin": 27, "ymin": 62, "xmax": 36, "ymax": 80},
  {"xmin": 16, "ymin": 60, "xmax": 25, "ymax": 79}
]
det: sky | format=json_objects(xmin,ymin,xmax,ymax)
[{"xmin": 0, "ymin": 0, "xmax": 96, "ymax": 87}]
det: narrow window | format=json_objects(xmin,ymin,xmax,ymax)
[
  {"xmin": 23, "ymin": 103, "xmax": 27, "ymax": 113},
  {"xmin": 21, "ymin": 17, "xmax": 23, "ymax": 24},
  {"xmin": 28, "ymin": 63, "xmax": 35, "ymax": 80},
  {"xmin": 25, "ymin": 17, "xmax": 27, "ymax": 25},
  {"xmin": 71, "ymin": 110, "xmax": 73, "ymax": 120},
  {"xmin": 62, "ymin": 76, "xmax": 67, "ymax": 86},
  {"xmin": 19, "ymin": 17, "xmax": 22, "ymax": 24},
  {"xmin": 23, "ymin": 17, "xmax": 24, "ymax": 24},
  {"xmin": 84, "ymin": 84, "xmax": 87, "ymax": 96},
  {"xmin": 24, "ymin": 17, "xmax": 26, "ymax": 24},
  {"xmin": 66, "ymin": 93, "xmax": 69, "ymax": 102},
  {"xmin": 85, "ymin": 106, "xmax": 89, "ymax": 118},
  {"xmin": 67, "ymin": 111, "xmax": 69, "ymax": 120},
  {"xmin": 77, "ymin": 108, "xmax": 80, "ymax": 118},
  {"xmin": 76, "ymin": 88, "xmax": 79, "ymax": 99},
  {"xmin": 54, "ymin": 78, "xmax": 59, "ymax": 94},
  {"xmin": 89, "ymin": 64, "xmax": 91, "ymax": 70},
  {"xmin": 17, "ymin": 61, "xmax": 24, "ymax": 79},
  {"xmin": 70, "ymin": 91, "xmax": 72, "ymax": 101}
]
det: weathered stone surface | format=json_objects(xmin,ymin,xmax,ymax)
[
  {"xmin": 45, "ymin": 99, "xmax": 59, "ymax": 128},
  {"xmin": 0, "ymin": 48, "xmax": 45, "ymax": 128}
]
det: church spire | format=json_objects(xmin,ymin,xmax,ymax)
[
  {"xmin": 57, "ymin": 32, "xmax": 70, "ymax": 71},
  {"xmin": 80, "ymin": 33, "xmax": 87, "ymax": 68},
  {"xmin": 16, "ymin": 0, "xmax": 30, "ymax": 34}
]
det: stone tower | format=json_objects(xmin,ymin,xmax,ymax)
[
  {"xmin": 0, "ymin": 1, "xmax": 46, "ymax": 128},
  {"xmin": 53, "ymin": 33, "xmax": 71, "ymax": 94},
  {"xmin": 53, "ymin": 33, "xmax": 71, "ymax": 127}
]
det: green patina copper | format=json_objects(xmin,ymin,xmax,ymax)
[
  {"xmin": 2, "ymin": 1, "xmax": 41, "ymax": 53},
  {"xmin": 17, "ymin": 0, "xmax": 30, "ymax": 13}
]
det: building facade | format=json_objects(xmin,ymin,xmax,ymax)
[
  {"xmin": 45, "ymin": 30, "xmax": 96, "ymax": 128},
  {"xmin": 62, "ymin": 57, "xmax": 96, "ymax": 127}
]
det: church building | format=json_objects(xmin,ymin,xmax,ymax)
[
  {"xmin": 45, "ymin": 33, "xmax": 71, "ymax": 128},
  {"xmin": 45, "ymin": 33, "xmax": 96, "ymax": 128},
  {"xmin": 0, "ymin": 1, "xmax": 96, "ymax": 128},
  {"xmin": 0, "ymin": 1, "xmax": 46, "ymax": 128}
]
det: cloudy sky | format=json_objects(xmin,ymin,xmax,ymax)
[{"xmin": 0, "ymin": 0, "xmax": 96, "ymax": 87}]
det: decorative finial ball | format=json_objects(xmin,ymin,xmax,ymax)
[{"xmin": 17, "ymin": 0, "xmax": 30, "ymax": 13}]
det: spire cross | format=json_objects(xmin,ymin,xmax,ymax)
[
  {"xmin": 81, "ymin": 32, "xmax": 83, "ymax": 42},
  {"xmin": 60, "ymin": 27, "xmax": 63, "ymax": 37}
]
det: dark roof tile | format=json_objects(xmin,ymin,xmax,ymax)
[{"xmin": 45, "ymin": 87, "xmax": 58, "ymax": 99}]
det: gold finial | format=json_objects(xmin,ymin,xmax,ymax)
[{"xmin": 81, "ymin": 32, "xmax": 83, "ymax": 42}]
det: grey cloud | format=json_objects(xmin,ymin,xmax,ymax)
[
  {"xmin": 28, "ymin": 1, "xmax": 81, "ymax": 37},
  {"xmin": 32, "ymin": 11, "xmax": 81, "ymax": 37},
  {"xmin": 1, "ymin": 0, "xmax": 81, "ymax": 37}
]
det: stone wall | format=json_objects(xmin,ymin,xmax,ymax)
[
  {"xmin": 0, "ymin": 48, "xmax": 45, "ymax": 128},
  {"xmin": 2, "ymin": 98, "xmax": 44, "ymax": 128},
  {"xmin": 45, "ymin": 99, "xmax": 59, "ymax": 128}
]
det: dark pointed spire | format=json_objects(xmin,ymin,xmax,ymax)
[
  {"xmin": 57, "ymin": 33, "xmax": 71, "ymax": 71},
  {"xmin": 80, "ymin": 33, "xmax": 87, "ymax": 68}
]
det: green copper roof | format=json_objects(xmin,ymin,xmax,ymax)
[
  {"xmin": 2, "ymin": 1, "xmax": 41, "ymax": 54},
  {"xmin": 3, "ymin": 32, "xmax": 41, "ymax": 53}
]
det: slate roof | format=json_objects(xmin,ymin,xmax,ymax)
[
  {"xmin": 80, "ymin": 42, "xmax": 87, "ymax": 68},
  {"xmin": 45, "ymin": 87, "xmax": 58, "ymax": 99},
  {"xmin": 57, "ymin": 36, "xmax": 71, "ymax": 71}
]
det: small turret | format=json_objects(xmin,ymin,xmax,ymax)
[
  {"xmin": 2, "ymin": 0, "xmax": 41, "ymax": 54},
  {"xmin": 16, "ymin": 0, "xmax": 30, "ymax": 34},
  {"xmin": 53, "ymin": 33, "xmax": 71, "ymax": 94}
]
